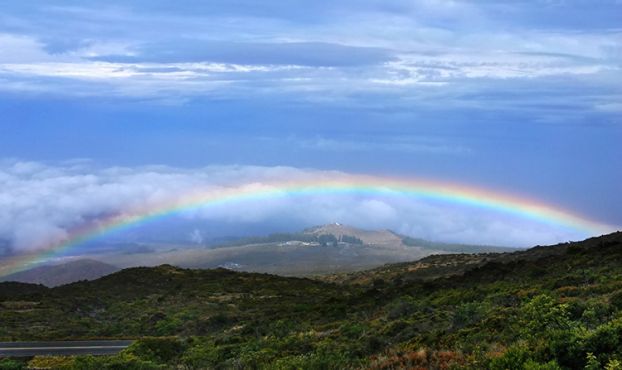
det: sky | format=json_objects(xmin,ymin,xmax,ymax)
[{"xmin": 0, "ymin": 0, "xmax": 621, "ymax": 255}]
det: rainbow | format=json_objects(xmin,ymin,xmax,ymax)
[{"xmin": 0, "ymin": 174, "xmax": 616, "ymax": 277}]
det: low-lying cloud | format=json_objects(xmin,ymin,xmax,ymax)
[{"xmin": 0, "ymin": 160, "xmax": 594, "ymax": 255}]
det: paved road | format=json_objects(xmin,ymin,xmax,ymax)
[{"xmin": 0, "ymin": 340, "xmax": 134, "ymax": 357}]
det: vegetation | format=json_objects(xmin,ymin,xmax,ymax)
[
  {"xmin": 1, "ymin": 232, "xmax": 621, "ymax": 369},
  {"xmin": 217, "ymin": 232, "xmax": 319, "ymax": 247},
  {"xmin": 219, "ymin": 231, "xmax": 363, "ymax": 247},
  {"xmin": 340, "ymin": 235, "xmax": 364, "ymax": 245},
  {"xmin": 401, "ymin": 236, "xmax": 519, "ymax": 253}
]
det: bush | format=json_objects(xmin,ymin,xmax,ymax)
[
  {"xmin": 548, "ymin": 327, "xmax": 587, "ymax": 368},
  {"xmin": 605, "ymin": 358, "xmax": 622, "ymax": 370},
  {"xmin": 386, "ymin": 297, "xmax": 417, "ymax": 320},
  {"xmin": 272, "ymin": 348, "xmax": 352, "ymax": 370},
  {"xmin": 71, "ymin": 354, "xmax": 163, "ymax": 370},
  {"xmin": 520, "ymin": 295, "xmax": 571, "ymax": 340},
  {"xmin": 489, "ymin": 343, "xmax": 531, "ymax": 370},
  {"xmin": 585, "ymin": 352, "xmax": 601, "ymax": 370},
  {"xmin": 0, "ymin": 359, "xmax": 25, "ymax": 370},
  {"xmin": 181, "ymin": 342, "xmax": 221, "ymax": 369},
  {"xmin": 452, "ymin": 302, "xmax": 485, "ymax": 329},
  {"xmin": 523, "ymin": 360, "xmax": 562, "ymax": 370},
  {"xmin": 27, "ymin": 356, "xmax": 75, "ymax": 369},
  {"xmin": 584, "ymin": 320, "xmax": 622, "ymax": 362},
  {"xmin": 610, "ymin": 291, "xmax": 622, "ymax": 311},
  {"xmin": 124, "ymin": 337, "xmax": 186, "ymax": 365}
]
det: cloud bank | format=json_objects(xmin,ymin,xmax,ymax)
[
  {"xmin": 0, "ymin": 0, "xmax": 619, "ymax": 105},
  {"xmin": 0, "ymin": 160, "xmax": 597, "ymax": 257}
]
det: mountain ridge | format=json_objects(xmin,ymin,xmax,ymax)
[{"xmin": 0, "ymin": 259, "xmax": 119, "ymax": 287}]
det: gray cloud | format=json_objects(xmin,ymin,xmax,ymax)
[
  {"xmin": 0, "ymin": 0, "xmax": 620, "ymax": 101},
  {"xmin": 291, "ymin": 135, "xmax": 472, "ymax": 155},
  {"xmin": 90, "ymin": 41, "xmax": 394, "ymax": 67}
]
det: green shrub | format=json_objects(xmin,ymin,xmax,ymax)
[
  {"xmin": 610, "ymin": 291, "xmax": 622, "ymax": 311},
  {"xmin": 520, "ymin": 295, "xmax": 571, "ymax": 340},
  {"xmin": 124, "ymin": 337, "xmax": 186, "ymax": 365},
  {"xmin": 0, "ymin": 359, "xmax": 25, "ymax": 370},
  {"xmin": 585, "ymin": 352, "xmax": 601, "ymax": 370},
  {"xmin": 523, "ymin": 359, "xmax": 562, "ymax": 370},
  {"xmin": 386, "ymin": 296, "xmax": 417, "ymax": 320},
  {"xmin": 489, "ymin": 343, "xmax": 531, "ymax": 370},
  {"xmin": 583, "ymin": 320, "xmax": 622, "ymax": 363},
  {"xmin": 548, "ymin": 326, "xmax": 587, "ymax": 367},
  {"xmin": 181, "ymin": 342, "xmax": 221, "ymax": 369},
  {"xmin": 453, "ymin": 301, "xmax": 485, "ymax": 329},
  {"xmin": 605, "ymin": 358, "xmax": 622, "ymax": 370},
  {"xmin": 71, "ymin": 354, "xmax": 163, "ymax": 370},
  {"xmin": 272, "ymin": 348, "xmax": 352, "ymax": 370},
  {"xmin": 27, "ymin": 356, "xmax": 75, "ymax": 369}
]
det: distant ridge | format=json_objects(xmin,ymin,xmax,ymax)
[
  {"xmin": 161, "ymin": 223, "xmax": 512, "ymax": 275},
  {"xmin": 0, "ymin": 225, "xmax": 513, "ymax": 283},
  {"xmin": 0, "ymin": 259, "xmax": 119, "ymax": 287}
]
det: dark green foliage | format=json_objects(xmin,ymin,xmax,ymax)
[
  {"xmin": 124, "ymin": 337, "xmax": 185, "ymax": 364},
  {"xmin": 0, "ymin": 359, "xmax": 25, "ymax": 370},
  {"xmin": 0, "ymin": 281, "xmax": 48, "ymax": 300},
  {"xmin": 318, "ymin": 234, "xmax": 338, "ymax": 246},
  {"xmin": 340, "ymin": 235, "xmax": 363, "ymax": 244},
  {"xmin": 0, "ymin": 231, "xmax": 621, "ymax": 369},
  {"xmin": 218, "ymin": 232, "xmax": 319, "ymax": 247},
  {"xmin": 70, "ymin": 354, "xmax": 163, "ymax": 370},
  {"xmin": 609, "ymin": 290, "xmax": 622, "ymax": 310}
]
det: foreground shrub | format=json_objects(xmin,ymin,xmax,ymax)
[
  {"xmin": 124, "ymin": 336, "xmax": 186, "ymax": 365},
  {"xmin": 0, "ymin": 359, "xmax": 25, "ymax": 370},
  {"xmin": 27, "ymin": 356, "xmax": 75, "ymax": 369},
  {"xmin": 71, "ymin": 354, "xmax": 163, "ymax": 370}
]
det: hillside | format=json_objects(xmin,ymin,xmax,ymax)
[
  {"xmin": 0, "ymin": 231, "xmax": 621, "ymax": 369},
  {"xmin": 0, "ymin": 259, "xmax": 119, "ymax": 287},
  {"xmin": 320, "ymin": 252, "xmax": 500, "ymax": 285},
  {"xmin": 320, "ymin": 232, "xmax": 619, "ymax": 286}
]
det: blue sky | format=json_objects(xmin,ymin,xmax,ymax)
[{"xmin": 0, "ymin": 0, "xmax": 620, "ymax": 249}]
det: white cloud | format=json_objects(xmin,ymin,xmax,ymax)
[
  {"xmin": 0, "ymin": 34, "xmax": 55, "ymax": 63},
  {"xmin": 188, "ymin": 229, "xmax": 204, "ymax": 244},
  {"xmin": 0, "ymin": 160, "xmax": 600, "ymax": 256}
]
